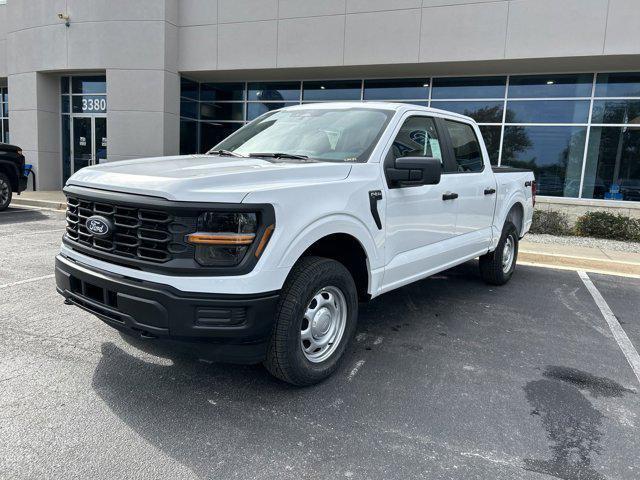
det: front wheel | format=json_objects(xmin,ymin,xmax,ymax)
[
  {"xmin": 0, "ymin": 172, "xmax": 12, "ymax": 211},
  {"xmin": 479, "ymin": 221, "xmax": 519, "ymax": 286},
  {"xmin": 264, "ymin": 256, "xmax": 358, "ymax": 386}
]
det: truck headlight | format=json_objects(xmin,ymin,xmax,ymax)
[{"xmin": 186, "ymin": 212, "xmax": 262, "ymax": 267}]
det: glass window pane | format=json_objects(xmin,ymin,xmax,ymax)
[
  {"xmin": 247, "ymin": 82, "xmax": 301, "ymax": 102},
  {"xmin": 502, "ymin": 126, "xmax": 586, "ymax": 197},
  {"xmin": 430, "ymin": 100, "xmax": 503, "ymax": 123},
  {"xmin": 200, "ymin": 122, "xmax": 242, "ymax": 152},
  {"xmin": 60, "ymin": 77, "xmax": 69, "ymax": 94},
  {"xmin": 444, "ymin": 120, "xmax": 483, "ymax": 173},
  {"xmin": 508, "ymin": 74, "xmax": 593, "ymax": 98},
  {"xmin": 200, "ymin": 102, "xmax": 244, "ymax": 121},
  {"xmin": 591, "ymin": 100, "xmax": 640, "ymax": 124},
  {"xmin": 391, "ymin": 116, "xmax": 443, "ymax": 163},
  {"xmin": 180, "ymin": 77, "xmax": 199, "ymax": 100},
  {"xmin": 582, "ymin": 127, "xmax": 640, "ymax": 201},
  {"xmin": 247, "ymin": 102, "xmax": 297, "ymax": 120},
  {"xmin": 595, "ymin": 72, "xmax": 640, "ymax": 98},
  {"xmin": 3, "ymin": 118, "xmax": 8, "ymax": 144},
  {"xmin": 397, "ymin": 101, "xmax": 428, "ymax": 107},
  {"xmin": 431, "ymin": 76, "xmax": 506, "ymax": 99},
  {"xmin": 363, "ymin": 78, "xmax": 429, "ymax": 100},
  {"xmin": 303, "ymin": 80, "xmax": 361, "ymax": 101},
  {"xmin": 180, "ymin": 120, "xmax": 198, "ymax": 155},
  {"xmin": 71, "ymin": 75, "xmax": 106, "ymax": 94},
  {"xmin": 479, "ymin": 125, "xmax": 501, "ymax": 165},
  {"xmin": 200, "ymin": 82, "xmax": 245, "ymax": 101},
  {"xmin": 505, "ymin": 100, "xmax": 590, "ymax": 123},
  {"xmin": 180, "ymin": 99, "xmax": 198, "ymax": 119},
  {"xmin": 61, "ymin": 95, "xmax": 70, "ymax": 113}
]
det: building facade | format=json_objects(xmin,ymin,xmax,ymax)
[{"xmin": 1, "ymin": 0, "xmax": 639, "ymax": 216}]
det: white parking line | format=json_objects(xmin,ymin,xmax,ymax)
[
  {"xmin": 0, "ymin": 207, "xmax": 44, "ymax": 215},
  {"xmin": 0, "ymin": 274, "xmax": 55, "ymax": 290},
  {"xmin": 1, "ymin": 228, "xmax": 66, "ymax": 238},
  {"xmin": 578, "ymin": 270, "xmax": 640, "ymax": 387}
]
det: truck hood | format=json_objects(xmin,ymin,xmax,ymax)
[{"xmin": 66, "ymin": 155, "xmax": 352, "ymax": 203}]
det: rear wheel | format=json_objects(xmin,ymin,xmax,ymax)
[
  {"xmin": 479, "ymin": 221, "xmax": 519, "ymax": 285},
  {"xmin": 264, "ymin": 256, "xmax": 358, "ymax": 386},
  {"xmin": 0, "ymin": 172, "xmax": 12, "ymax": 211}
]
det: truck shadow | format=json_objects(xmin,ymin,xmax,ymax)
[
  {"xmin": 0, "ymin": 207, "xmax": 50, "ymax": 225},
  {"xmin": 88, "ymin": 261, "xmax": 560, "ymax": 477}
]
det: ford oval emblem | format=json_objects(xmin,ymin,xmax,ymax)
[{"xmin": 86, "ymin": 215, "xmax": 113, "ymax": 238}]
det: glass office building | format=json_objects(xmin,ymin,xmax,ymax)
[
  {"xmin": 2, "ymin": 0, "xmax": 639, "ymax": 208},
  {"xmin": 180, "ymin": 73, "xmax": 640, "ymax": 203}
]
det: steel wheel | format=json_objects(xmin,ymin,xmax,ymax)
[
  {"xmin": 502, "ymin": 236, "xmax": 515, "ymax": 273},
  {"xmin": 300, "ymin": 286, "xmax": 347, "ymax": 363}
]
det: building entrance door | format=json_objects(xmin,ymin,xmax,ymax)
[{"xmin": 71, "ymin": 116, "xmax": 107, "ymax": 175}]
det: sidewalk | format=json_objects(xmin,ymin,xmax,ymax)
[
  {"xmin": 12, "ymin": 190, "xmax": 66, "ymax": 211},
  {"xmin": 519, "ymin": 239, "xmax": 640, "ymax": 277},
  {"xmin": 9, "ymin": 191, "xmax": 640, "ymax": 277}
]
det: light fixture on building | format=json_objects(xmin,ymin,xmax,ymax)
[
  {"xmin": 57, "ymin": 12, "xmax": 70, "ymax": 27},
  {"xmin": 546, "ymin": 80, "xmax": 554, "ymax": 85},
  {"xmin": 320, "ymin": 85, "xmax": 326, "ymax": 90}
]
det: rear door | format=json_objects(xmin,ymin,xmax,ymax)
[{"xmin": 440, "ymin": 118, "xmax": 496, "ymax": 254}]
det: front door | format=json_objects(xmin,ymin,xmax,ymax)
[
  {"xmin": 71, "ymin": 116, "xmax": 107, "ymax": 176},
  {"xmin": 382, "ymin": 114, "xmax": 459, "ymax": 291}
]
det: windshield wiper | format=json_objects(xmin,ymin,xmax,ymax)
[
  {"xmin": 248, "ymin": 152, "xmax": 309, "ymax": 160},
  {"xmin": 206, "ymin": 149, "xmax": 247, "ymax": 158}
]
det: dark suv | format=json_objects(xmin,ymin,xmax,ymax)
[{"xmin": 0, "ymin": 143, "xmax": 27, "ymax": 211}]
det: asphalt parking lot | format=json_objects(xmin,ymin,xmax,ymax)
[{"xmin": 1, "ymin": 205, "xmax": 640, "ymax": 480}]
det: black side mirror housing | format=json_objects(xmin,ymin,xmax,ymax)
[{"xmin": 386, "ymin": 156, "xmax": 442, "ymax": 188}]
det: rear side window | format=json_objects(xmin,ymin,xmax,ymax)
[
  {"xmin": 391, "ymin": 116, "xmax": 444, "ymax": 165},
  {"xmin": 444, "ymin": 120, "xmax": 484, "ymax": 173}
]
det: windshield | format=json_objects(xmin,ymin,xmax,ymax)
[{"xmin": 212, "ymin": 107, "xmax": 394, "ymax": 163}]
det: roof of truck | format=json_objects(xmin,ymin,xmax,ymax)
[{"xmin": 279, "ymin": 101, "xmax": 475, "ymax": 123}]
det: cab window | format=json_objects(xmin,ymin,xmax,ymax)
[
  {"xmin": 444, "ymin": 120, "xmax": 484, "ymax": 173},
  {"xmin": 391, "ymin": 116, "xmax": 444, "ymax": 167}
]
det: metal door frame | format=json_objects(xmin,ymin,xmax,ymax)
[{"xmin": 70, "ymin": 113, "xmax": 106, "ymax": 174}]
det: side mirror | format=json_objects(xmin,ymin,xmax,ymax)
[{"xmin": 386, "ymin": 156, "xmax": 442, "ymax": 188}]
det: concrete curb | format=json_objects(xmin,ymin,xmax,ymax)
[
  {"xmin": 519, "ymin": 249, "xmax": 640, "ymax": 277},
  {"xmin": 12, "ymin": 197, "xmax": 66, "ymax": 211}
]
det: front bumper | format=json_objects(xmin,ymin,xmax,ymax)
[{"xmin": 55, "ymin": 255, "xmax": 280, "ymax": 364}]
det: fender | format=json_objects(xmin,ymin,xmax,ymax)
[
  {"xmin": 278, "ymin": 213, "xmax": 380, "ymax": 269},
  {"xmin": 491, "ymin": 191, "xmax": 528, "ymax": 250},
  {"xmin": 276, "ymin": 213, "xmax": 383, "ymax": 294}
]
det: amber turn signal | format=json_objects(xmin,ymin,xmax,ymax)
[
  {"xmin": 254, "ymin": 224, "xmax": 275, "ymax": 258},
  {"xmin": 186, "ymin": 232, "xmax": 256, "ymax": 245}
]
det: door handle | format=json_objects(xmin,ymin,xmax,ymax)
[
  {"xmin": 442, "ymin": 192, "xmax": 458, "ymax": 201},
  {"xmin": 484, "ymin": 188, "xmax": 496, "ymax": 195}
]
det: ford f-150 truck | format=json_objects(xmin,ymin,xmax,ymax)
[{"xmin": 55, "ymin": 103, "xmax": 535, "ymax": 385}]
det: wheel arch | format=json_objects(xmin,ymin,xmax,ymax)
[
  {"xmin": 0, "ymin": 161, "xmax": 19, "ymax": 191},
  {"xmin": 277, "ymin": 215, "xmax": 379, "ymax": 300}
]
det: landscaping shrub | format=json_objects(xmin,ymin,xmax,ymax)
[
  {"xmin": 530, "ymin": 209, "xmax": 571, "ymax": 236},
  {"xmin": 574, "ymin": 211, "xmax": 640, "ymax": 242}
]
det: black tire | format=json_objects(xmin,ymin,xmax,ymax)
[
  {"xmin": 264, "ymin": 256, "xmax": 358, "ymax": 386},
  {"xmin": 479, "ymin": 221, "xmax": 519, "ymax": 286},
  {"xmin": 0, "ymin": 172, "xmax": 12, "ymax": 212}
]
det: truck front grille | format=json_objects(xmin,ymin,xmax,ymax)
[{"xmin": 65, "ymin": 196, "xmax": 177, "ymax": 263}]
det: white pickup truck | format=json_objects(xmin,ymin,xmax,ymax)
[{"xmin": 56, "ymin": 103, "xmax": 535, "ymax": 385}]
